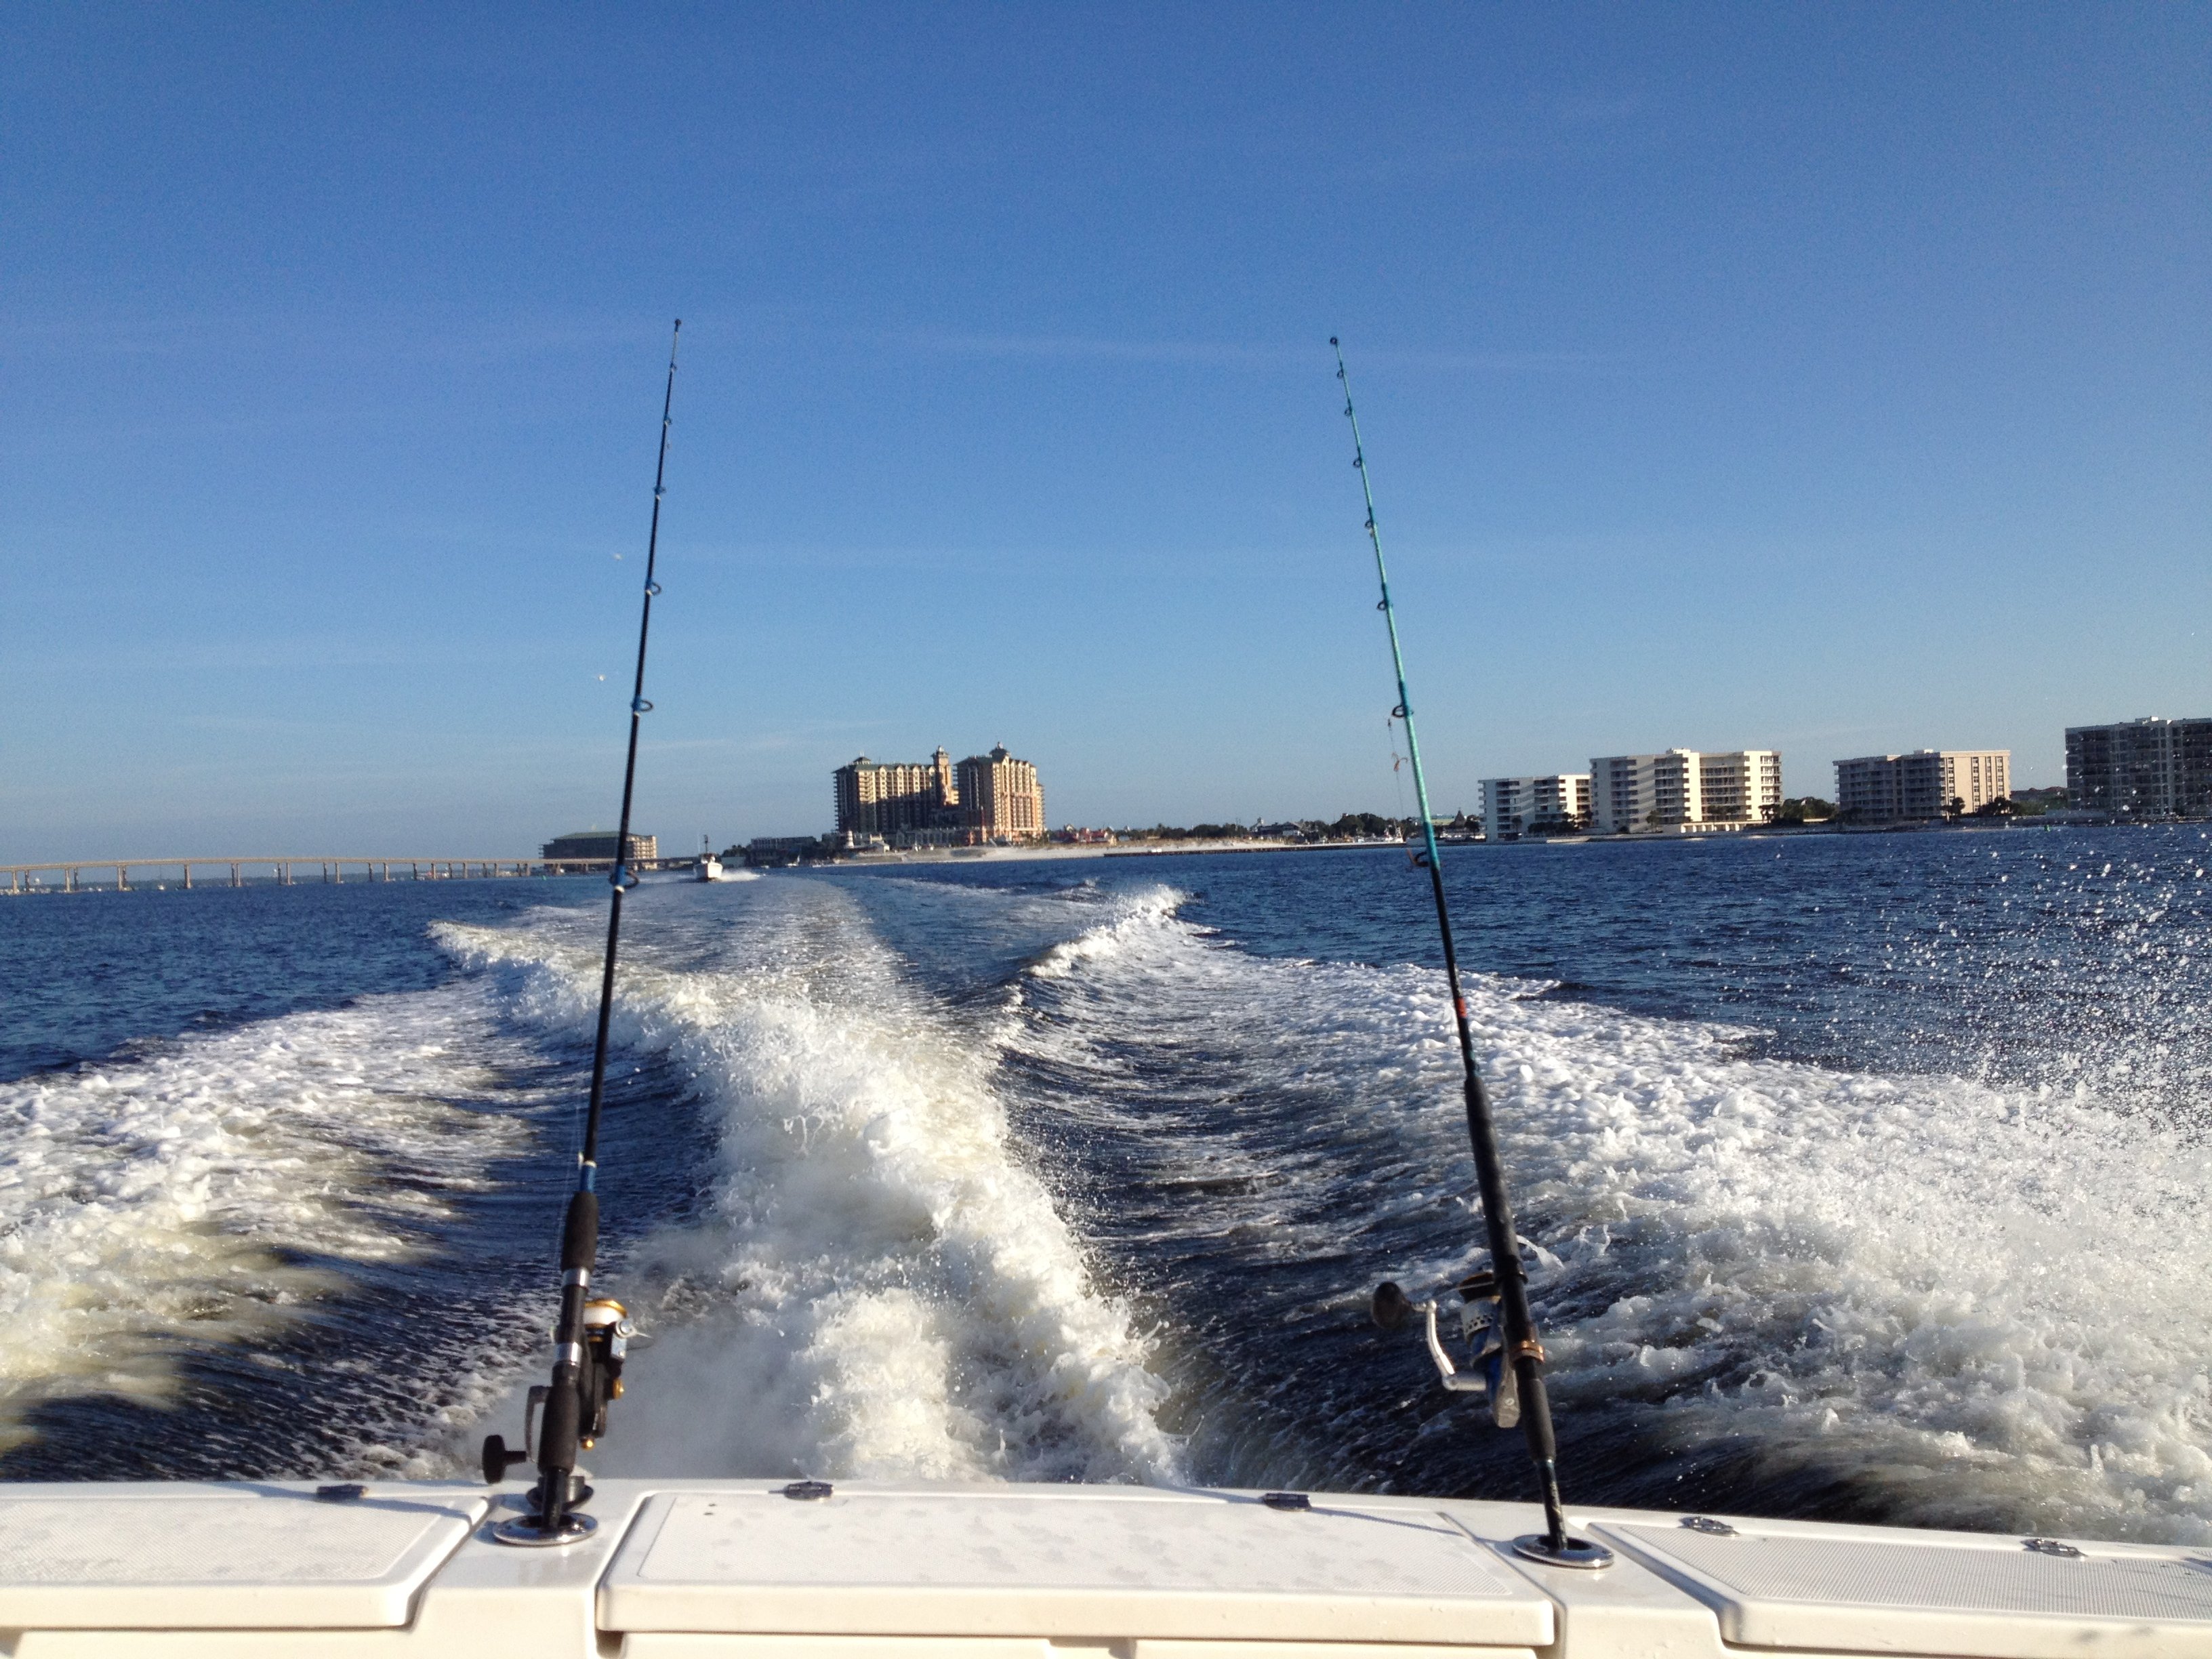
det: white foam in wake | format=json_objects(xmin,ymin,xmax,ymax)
[
  {"xmin": 440, "ymin": 881, "xmax": 1181, "ymax": 1484},
  {"xmin": 0, "ymin": 985, "xmax": 544, "ymax": 1454},
  {"xmin": 1008, "ymin": 890, "xmax": 2212, "ymax": 1542}
]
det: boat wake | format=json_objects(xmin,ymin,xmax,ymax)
[
  {"xmin": 1005, "ymin": 882, "xmax": 2212, "ymax": 1543},
  {"xmin": 0, "ymin": 981, "xmax": 556, "ymax": 1462},
  {"xmin": 438, "ymin": 878, "xmax": 1180, "ymax": 1485},
  {"xmin": 5, "ymin": 865, "xmax": 2203, "ymax": 1542}
]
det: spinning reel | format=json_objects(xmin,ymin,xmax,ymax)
[
  {"xmin": 483, "ymin": 1297, "xmax": 633, "ymax": 1533},
  {"xmin": 1371, "ymin": 1264, "xmax": 1520, "ymax": 1429},
  {"xmin": 1368, "ymin": 1237, "xmax": 1611, "ymax": 1570}
]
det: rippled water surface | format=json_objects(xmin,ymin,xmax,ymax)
[{"xmin": 2, "ymin": 828, "xmax": 2207, "ymax": 1540}]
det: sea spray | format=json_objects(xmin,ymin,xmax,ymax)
[{"xmin": 1008, "ymin": 882, "xmax": 2212, "ymax": 1540}]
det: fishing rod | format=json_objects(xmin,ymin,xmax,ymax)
[
  {"xmin": 484, "ymin": 319, "xmax": 680, "ymax": 1546},
  {"xmin": 1331, "ymin": 337, "xmax": 1608, "ymax": 1571}
]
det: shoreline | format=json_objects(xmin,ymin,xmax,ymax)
[
  {"xmin": 829, "ymin": 837, "xmax": 1399, "ymax": 868},
  {"xmin": 801, "ymin": 816, "xmax": 2152, "ymax": 872}
]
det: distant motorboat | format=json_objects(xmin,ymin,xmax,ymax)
[{"xmin": 696, "ymin": 836, "xmax": 743, "ymax": 882}]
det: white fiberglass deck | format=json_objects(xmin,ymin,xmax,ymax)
[
  {"xmin": 0, "ymin": 1479, "xmax": 2208, "ymax": 1658},
  {"xmin": 603, "ymin": 1488, "xmax": 1547, "ymax": 1643}
]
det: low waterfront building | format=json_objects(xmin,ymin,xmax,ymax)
[
  {"xmin": 1833, "ymin": 750, "xmax": 2010, "ymax": 821},
  {"xmin": 745, "ymin": 834, "xmax": 830, "ymax": 867},
  {"xmin": 1479, "ymin": 775, "xmax": 1591, "ymax": 839},
  {"xmin": 957, "ymin": 746, "xmax": 1046, "ymax": 841},
  {"xmin": 2066, "ymin": 718, "xmax": 2212, "ymax": 818},
  {"xmin": 541, "ymin": 830, "xmax": 657, "ymax": 863},
  {"xmin": 1589, "ymin": 750, "xmax": 1782, "ymax": 833}
]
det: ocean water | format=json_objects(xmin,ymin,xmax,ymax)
[{"xmin": 1, "ymin": 829, "xmax": 2207, "ymax": 1543}]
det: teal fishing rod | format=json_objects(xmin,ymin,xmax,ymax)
[
  {"xmin": 484, "ymin": 319, "xmax": 680, "ymax": 1545},
  {"xmin": 1332, "ymin": 337, "xmax": 1606, "ymax": 1570}
]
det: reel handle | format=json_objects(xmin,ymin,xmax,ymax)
[
  {"xmin": 480, "ymin": 1385, "xmax": 548, "ymax": 1483},
  {"xmin": 1370, "ymin": 1281, "xmax": 1414, "ymax": 1330}
]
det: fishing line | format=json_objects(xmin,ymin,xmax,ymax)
[
  {"xmin": 1386, "ymin": 714, "xmax": 1412, "ymax": 828},
  {"xmin": 1331, "ymin": 336, "xmax": 1607, "ymax": 1570}
]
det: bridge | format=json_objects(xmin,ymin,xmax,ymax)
[{"xmin": 2, "ymin": 855, "xmax": 701, "ymax": 894}]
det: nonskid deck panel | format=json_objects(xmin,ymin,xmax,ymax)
[
  {"xmin": 605, "ymin": 1489, "xmax": 1549, "ymax": 1643},
  {"xmin": 1599, "ymin": 1515, "xmax": 2212, "ymax": 1659},
  {"xmin": 0, "ymin": 1484, "xmax": 486, "ymax": 1629}
]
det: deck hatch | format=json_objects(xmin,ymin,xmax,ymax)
[
  {"xmin": 600, "ymin": 1489, "xmax": 1553, "ymax": 1644},
  {"xmin": 1597, "ymin": 1517, "xmax": 2212, "ymax": 1659},
  {"xmin": 0, "ymin": 1484, "xmax": 485, "ymax": 1629}
]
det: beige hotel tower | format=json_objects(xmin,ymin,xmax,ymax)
[{"xmin": 834, "ymin": 745, "xmax": 1046, "ymax": 845}]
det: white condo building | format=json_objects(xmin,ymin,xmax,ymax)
[
  {"xmin": 1834, "ymin": 750, "xmax": 2009, "ymax": 821},
  {"xmin": 1479, "ymin": 775, "xmax": 1591, "ymax": 839},
  {"xmin": 1589, "ymin": 750, "xmax": 1782, "ymax": 833}
]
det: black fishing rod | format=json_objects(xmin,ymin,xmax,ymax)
[
  {"xmin": 1332, "ymin": 337, "xmax": 1608, "ymax": 1570},
  {"xmin": 485, "ymin": 319, "xmax": 680, "ymax": 1545}
]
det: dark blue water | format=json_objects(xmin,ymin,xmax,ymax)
[
  {"xmin": 855, "ymin": 827, "xmax": 2211, "ymax": 1115},
  {"xmin": 2, "ymin": 828, "xmax": 2207, "ymax": 1541},
  {"xmin": 0, "ymin": 877, "xmax": 600, "ymax": 1084}
]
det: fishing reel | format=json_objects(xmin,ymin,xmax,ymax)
[
  {"xmin": 1372, "ymin": 1271, "xmax": 1518, "ymax": 1427},
  {"xmin": 1371, "ymin": 1254, "xmax": 1532, "ymax": 1430},
  {"xmin": 482, "ymin": 1298, "xmax": 633, "ymax": 1487}
]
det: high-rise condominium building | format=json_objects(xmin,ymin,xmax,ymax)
[
  {"xmin": 1479, "ymin": 775, "xmax": 1591, "ymax": 839},
  {"xmin": 833, "ymin": 745, "xmax": 1048, "ymax": 844},
  {"xmin": 1589, "ymin": 750, "xmax": 1782, "ymax": 833},
  {"xmin": 956, "ymin": 746, "xmax": 1046, "ymax": 841},
  {"xmin": 1832, "ymin": 751, "xmax": 2009, "ymax": 821},
  {"xmin": 2066, "ymin": 718, "xmax": 2212, "ymax": 817},
  {"xmin": 834, "ymin": 748, "xmax": 960, "ymax": 840}
]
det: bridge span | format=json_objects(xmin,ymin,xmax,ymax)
[{"xmin": 3, "ymin": 856, "xmax": 698, "ymax": 894}]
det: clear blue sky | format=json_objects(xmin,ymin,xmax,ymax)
[{"xmin": 3, "ymin": 5, "xmax": 2205, "ymax": 858}]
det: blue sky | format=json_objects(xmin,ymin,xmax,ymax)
[{"xmin": 3, "ymin": 5, "xmax": 2205, "ymax": 857}]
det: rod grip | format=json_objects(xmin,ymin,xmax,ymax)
[
  {"xmin": 560, "ymin": 1191, "xmax": 599, "ymax": 1273},
  {"xmin": 1517, "ymin": 1368, "xmax": 1559, "ymax": 1461},
  {"xmin": 535, "ymin": 1377, "xmax": 581, "ymax": 1508}
]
